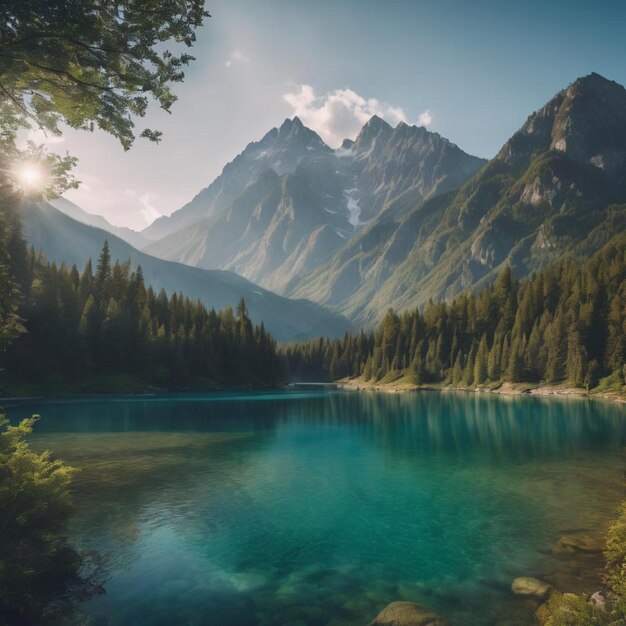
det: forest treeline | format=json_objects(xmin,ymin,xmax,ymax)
[
  {"xmin": 283, "ymin": 234, "xmax": 626, "ymax": 390},
  {"xmin": 1, "ymin": 233, "xmax": 286, "ymax": 390}
]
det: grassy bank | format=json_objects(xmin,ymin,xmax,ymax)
[{"xmin": 338, "ymin": 374, "xmax": 626, "ymax": 405}]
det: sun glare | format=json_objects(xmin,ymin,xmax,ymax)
[{"xmin": 13, "ymin": 162, "xmax": 47, "ymax": 192}]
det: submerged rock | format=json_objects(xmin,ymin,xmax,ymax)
[
  {"xmin": 555, "ymin": 534, "xmax": 603, "ymax": 554},
  {"xmin": 511, "ymin": 577, "xmax": 552, "ymax": 600},
  {"xmin": 368, "ymin": 601, "xmax": 449, "ymax": 626}
]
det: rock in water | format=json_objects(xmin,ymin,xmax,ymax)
[
  {"xmin": 511, "ymin": 577, "xmax": 552, "ymax": 600},
  {"xmin": 556, "ymin": 534, "xmax": 603, "ymax": 553},
  {"xmin": 368, "ymin": 601, "xmax": 450, "ymax": 626}
]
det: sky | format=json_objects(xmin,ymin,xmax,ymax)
[{"xmin": 30, "ymin": 0, "xmax": 626, "ymax": 230}]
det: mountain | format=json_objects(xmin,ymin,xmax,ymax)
[
  {"xmin": 142, "ymin": 117, "xmax": 485, "ymax": 293},
  {"xmin": 142, "ymin": 117, "xmax": 333, "ymax": 241},
  {"xmin": 20, "ymin": 201, "xmax": 351, "ymax": 341},
  {"xmin": 339, "ymin": 115, "xmax": 487, "ymax": 222},
  {"xmin": 50, "ymin": 196, "xmax": 151, "ymax": 249},
  {"xmin": 289, "ymin": 73, "xmax": 626, "ymax": 324}
]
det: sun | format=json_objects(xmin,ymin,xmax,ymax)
[{"xmin": 13, "ymin": 162, "xmax": 47, "ymax": 192}]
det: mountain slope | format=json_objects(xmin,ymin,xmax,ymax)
[
  {"xmin": 341, "ymin": 115, "xmax": 487, "ymax": 222},
  {"xmin": 143, "ymin": 116, "xmax": 485, "ymax": 293},
  {"xmin": 21, "ymin": 202, "xmax": 351, "ymax": 341},
  {"xmin": 290, "ymin": 73, "xmax": 626, "ymax": 324},
  {"xmin": 142, "ymin": 117, "xmax": 333, "ymax": 241},
  {"xmin": 50, "ymin": 196, "xmax": 151, "ymax": 249},
  {"xmin": 145, "ymin": 158, "xmax": 353, "ymax": 293}
]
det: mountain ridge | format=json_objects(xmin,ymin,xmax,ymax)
[
  {"xmin": 142, "ymin": 115, "xmax": 486, "ymax": 293},
  {"xmin": 288, "ymin": 72, "xmax": 626, "ymax": 324}
]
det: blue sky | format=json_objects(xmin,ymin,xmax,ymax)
[{"xmin": 51, "ymin": 0, "xmax": 626, "ymax": 229}]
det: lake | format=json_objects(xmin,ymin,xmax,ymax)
[{"xmin": 6, "ymin": 390, "xmax": 626, "ymax": 626}]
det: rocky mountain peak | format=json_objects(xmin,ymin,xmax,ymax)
[
  {"xmin": 392, "ymin": 121, "xmax": 431, "ymax": 142},
  {"xmin": 571, "ymin": 71, "xmax": 620, "ymax": 91},
  {"xmin": 278, "ymin": 116, "xmax": 303, "ymax": 133},
  {"xmin": 365, "ymin": 114, "xmax": 392, "ymax": 129},
  {"xmin": 352, "ymin": 115, "xmax": 394, "ymax": 155},
  {"xmin": 498, "ymin": 72, "xmax": 626, "ymax": 172},
  {"xmin": 276, "ymin": 116, "xmax": 326, "ymax": 147}
]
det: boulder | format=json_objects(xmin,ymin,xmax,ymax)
[
  {"xmin": 556, "ymin": 534, "xmax": 603, "ymax": 554},
  {"xmin": 368, "ymin": 601, "xmax": 449, "ymax": 626},
  {"xmin": 511, "ymin": 577, "xmax": 552, "ymax": 600}
]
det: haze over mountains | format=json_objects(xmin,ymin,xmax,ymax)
[
  {"xmin": 42, "ymin": 72, "xmax": 626, "ymax": 332},
  {"xmin": 50, "ymin": 196, "xmax": 152, "ymax": 250},
  {"xmin": 141, "ymin": 115, "xmax": 486, "ymax": 293},
  {"xmin": 21, "ymin": 202, "xmax": 350, "ymax": 341}
]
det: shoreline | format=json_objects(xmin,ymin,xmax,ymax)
[
  {"xmin": 0, "ymin": 383, "xmax": 287, "ymax": 403},
  {"xmin": 337, "ymin": 378, "xmax": 626, "ymax": 406},
  {"xmin": 4, "ymin": 379, "xmax": 625, "ymax": 405}
]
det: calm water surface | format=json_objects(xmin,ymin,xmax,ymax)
[{"xmin": 6, "ymin": 390, "xmax": 626, "ymax": 626}]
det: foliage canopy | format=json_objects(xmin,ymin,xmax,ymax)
[{"xmin": 0, "ymin": 0, "xmax": 209, "ymax": 150}]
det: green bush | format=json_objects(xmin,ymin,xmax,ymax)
[{"xmin": 0, "ymin": 415, "xmax": 85, "ymax": 625}]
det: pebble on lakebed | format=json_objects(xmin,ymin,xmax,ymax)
[
  {"xmin": 511, "ymin": 577, "xmax": 552, "ymax": 600},
  {"xmin": 368, "ymin": 601, "xmax": 450, "ymax": 626}
]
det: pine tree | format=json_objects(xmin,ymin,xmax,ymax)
[
  {"xmin": 451, "ymin": 352, "xmax": 464, "ymax": 384},
  {"xmin": 464, "ymin": 342, "xmax": 477, "ymax": 386},
  {"xmin": 94, "ymin": 241, "xmax": 111, "ymax": 302},
  {"xmin": 507, "ymin": 335, "xmax": 525, "ymax": 382},
  {"xmin": 545, "ymin": 312, "xmax": 567, "ymax": 383},
  {"xmin": 566, "ymin": 327, "xmax": 586, "ymax": 387},
  {"xmin": 487, "ymin": 332, "xmax": 502, "ymax": 380},
  {"xmin": 473, "ymin": 333, "xmax": 489, "ymax": 385},
  {"xmin": 79, "ymin": 258, "xmax": 93, "ymax": 301},
  {"xmin": 411, "ymin": 351, "xmax": 424, "ymax": 384}
]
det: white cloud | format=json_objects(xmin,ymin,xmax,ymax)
[
  {"xmin": 139, "ymin": 193, "xmax": 162, "ymax": 224},
  {"xmin": 225, "ymin": 49, "xmax": 249, "ymax": 67},
  {"xmin": 417, "ymin": 110, "xmax": 433, "ymax": 126},
  {"xmin": 282, "ymin": 84, "xmax": 432, "ymax": 147},
  {"xmin": 123, "ymin": 188, "xmax": 162, "ymax": 225}
]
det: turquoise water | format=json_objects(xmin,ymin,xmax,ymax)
[{"xmin": 6, "ymin": 390, "xmax": 626, "ymax": 626}]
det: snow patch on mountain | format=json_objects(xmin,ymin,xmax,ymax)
[{"xmin": 344, "ymin": 188, "xmax": 364, "ymax": 226}]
